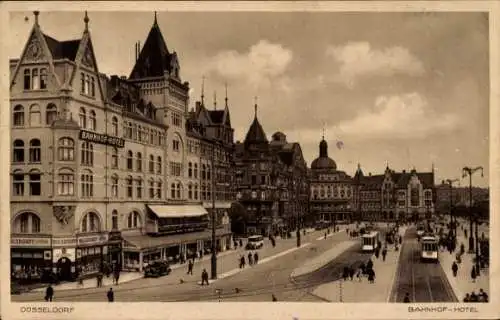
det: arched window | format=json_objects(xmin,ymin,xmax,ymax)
[
  {"xmin": 29, "ymin": 169, "xmax": 41, "ymax": 196},
  {"xmin": 80, "ymin": 169, "xmax": 94, "ymax": 198},
  {"xmin": 79, "ymin": 108, "xmax": 86, "ymax": 128},
  {"xmin": 13, "ymin": 105, "xmax": 25, "ymax": 126},
  {"xmin": 57, "ymin": 168, "xmax": 74, "ymax": 196},
  {"xmin": 194, "ymin": 184, "xmax": 199, "ymax": 200},
  {"xmin": 88, "ymin": 110, "xmax": 96, "ymax": 130},
  {"xmin": 81, "ymin": 212, "xmax": 101, "ymax": 233},
  {"xmin": 85, "ymin": 75, "xmax": 90, "ymax": 95},
  {"xmin": 136, "ymin": 178, "xmax": 143, "ymax": 199},
  {"xmin": 58, "ymin": 137, "xmax": 75, "ymax": 161},
  {"xmin": 126, "ymin": 176, "xmax": 133, "ymax": 198},
  {"xmin": 29, "ymin": 104, "xmax": 41, "ymax": 126},
  {"xmin": 157, "ymin": 156, "xmax": 162, "ymax": 174},
  {"xmin": 188, "ymin": 184, "xmax": 193, "ymax": 199},
  {"xmin": 112, "ymin": 210, "xmax": 118, "ymax": 230},
  {"xmin": 188, "ymin": 162, "xmax": 193, "ymax": 178},
  {"xmin": 29, "ymin": 139, "xmax": 41, "ymax": 163},
  {"xmin": 194, "ymin": 163, "xmax": 198, "ymax": 178},
  {"xmin": 13, "ymin": 212, "xmax": 41, "ymax": 233},
  {"xmin": 111, "ymin": 117, "xmax": 118, "ymax": 136},
  {"xmin": 127, "ymin": 211, "xmax": 141, "ymax": 229},
  {"xmin": 13, "ymin": 170, "xmax": 24, "ymax": 196},
  {"xmin": 111, "ymin": 175, "xmax": 119, "ymax": 197},
  {"xmin": 136, "ymin": 152, "xmax": 142, "ymax": 172},
  {"xmin": 81, "ymin": 142, "xmax": 94, "ymax": 166},
  {"xmin": 156, "ymin": 180, "xmax": 162, "ymax": 199},
  {"xmin": 40, "ymin": 68, "xmax": 48, "ymax": 89},
  {"xmin": 46, "ymin": 103, "xmax": 57, "ymax": 125},
  {"xmin": 24, "ymin": 69, "xmax": 31, "ymax": 90},
  {"xmin": 127, "ymin": 150, "xmax": 133, "ymax": 170},
  {"xmin": 171, "ymin": 183, "xmax": 176, "ymax": 199},
  {"xmin": 176, "ymin": 182, "xmax": 182, "ymax": 199},
  {"xmin": 111, "ymin": 147, "xmax": 119, "ymax": 168},
  {"xmin": 13, "ymin": 139, "xmax": 25, "ymax": 163},
  {"xmin": 149, "ymin": 155, "xmax": 155, "ymax": 173}
]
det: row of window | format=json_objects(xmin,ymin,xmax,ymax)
[
  {"xmin": 125, "ymin": 150, "xmax": 162, "ymax": 174},
  {"xmin": 12, "ymin": 210, "xmax": 142, "ymax": 234},
  {"xmin": 13, "ymin": 139, "xmax": 40, "ymax": 163},
  {"xmin": 24, "ymin": 68, "xmax": 47, "ymax": 91},
  {"xmin": 79, "ymin": 108, "xmax": 97, "ymax": 131},
  {"xmin": 13, "ymin": 104, "xmax": 57, "ymax": 127},
  {"xmin": 80, "ymin": 72, "xmax": 96, "ymax": 97},
  {"xmin": 123, "ymin": 121, "xmax": 166, "ymax": 146}
]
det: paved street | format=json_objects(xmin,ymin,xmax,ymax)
[
  {"xmin": 12, "ymin": 226, "xmax": 355, "ymax": 302},
  {"xmin": 390, "ymin": 226, "xmax": 457, "ymax": 303}
]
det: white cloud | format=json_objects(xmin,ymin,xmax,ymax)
[
  {"xmin": 202, "ymin": 40, "xmax": 293, "ymax": 88},
  {"xmin": 335, "ymin": 92, "xmax": 460, "ymax": 139},
  {"xmin": 326, "ymin": 42, "xmax": 425, "ymax": 86}
]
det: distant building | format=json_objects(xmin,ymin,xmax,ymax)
[
  {"xmin": 435, "ymin": 181, "xmax": 489, "ymax": 215},
  {"xmin": 353, "ymin": 166, "xmax": 435, "ymax": 221},
  {"xmin": 234, "ymin": 104, "xmax": 308, "ymax": 235},
  {"xmin": 309, "ymin": 136, "xmax": 353, "ymax": 225}
]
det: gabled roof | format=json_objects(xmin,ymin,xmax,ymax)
[
  {"xmin": 43, "ymin": 34, "xmax": 81, "ymax": 61},
  {"xmin": 129, "ymin": 19, "xmax": 173, "ymax": 79}
]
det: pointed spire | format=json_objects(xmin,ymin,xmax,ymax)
[
  {"xmin": 357, "ymin": 163, "xmax": 361, "ymax": 170},
  {"xmin": 33, "ymin": 11, "xmax": 39, "ymax": 26},
  {"xmin": 213, "ymin": 91, "xmax": 217, "ymax": 110},
  {"xmin": 84, "ymin": 11, "xmax": 89, "ymax": 31},
  {"xmin": 254, "ymin": 96, "xmax": 258, "ymax": 119},
  {"xmin": 201, "ymin": 76, "xmax": 205, "ymax": 106},
  {"xmin": 224, "ymin": 82, "xmax": 228, "ymax": 107},
  {"xmin": 322, "ymin": 126, "xmax": 325, "ymax": 140},
  {"xmin": 154, "ymin": 11, "xmax": 158, "ymax": 26}
]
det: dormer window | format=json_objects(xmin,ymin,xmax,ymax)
[
  {"xmin": 80, "ymin": 72, "xmax": 96, "ymax": 97},
  {"xmin": 23, "ymin": 68, "xmax": 47, "ymax": 91}
]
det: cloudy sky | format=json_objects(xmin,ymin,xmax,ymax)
[{"xmin": 9, "ymin": 11, "xmax": 490, "ymax": 187}]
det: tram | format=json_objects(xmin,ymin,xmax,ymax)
[
  {"xmin": 416, "ymin": 223, "xmax": 426, "ymax": 238},
  {"xmin": 420, "ymin": 234, "xmax": 439, "ymax": 262},
  {"xmin": 361, "ymin": 231, "xmax": 380, "ymax": 252}
]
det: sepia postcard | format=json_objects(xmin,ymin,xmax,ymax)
[{"xmin": 0, "ymin": 1, "xmax": 499, "ymax": 320}]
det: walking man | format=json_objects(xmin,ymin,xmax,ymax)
[
  {"xmin": 254, "ymin": 252, "xmax": 259, "ymax": 265},
  {"xmin": 187, "ymin": 259, "xmax": 194, "ymax": 275},
  {"xmin": 201, "ymin": 269, "xmax": 209, "ymax": 286},
  {"xmin": 239, "ymin": 255, "xmax": 245, "ymax": 269},
  {"xmin": 452, "ymin": 261, "xmax": 459, "ymax": 277},
  {"xmin": 382, "ymin": 248, "xmax": 387, "ymax": 262},
  {"xmin": 248, "ymin": 252, "xmax": 253, "ymax": 266},
  {"xmin": 107, "ymin": 288, "xmax": 114, "ymax": 302},
  {"xmin": 45, "ymin": 284, "xmax": 54, "ymax": 302}
]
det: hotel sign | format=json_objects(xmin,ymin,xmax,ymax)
[
  {"xmin": 77, "ymin": 234, "xmax": 109, "ymax": 247},
  {"xmin": 52, "ymin": 237, "xmax": 77, "ymax": 248},
  {"xmin": 79, "ymin": 130, "xmax": 125, "ymax": 148},
  {"xmin": 11, "ymin": 236, "xmax": 51, "ymax": 248}
]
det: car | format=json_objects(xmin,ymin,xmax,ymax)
[
  {"xmin": 245, "ymin": 235, "xmax": 264, "ymax": 250},
  {"xmin": 144, "ymin": 261, "xmax": 172, "ymax": 278}
]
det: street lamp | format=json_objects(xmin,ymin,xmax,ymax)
[
  {"xmin": 445, "ymin": 178, "xmax": 460, "ymax": 239},
  {"xmin": 461, "ymin": 166, "xmax": 483, "ymax": 254},
  {"xmin": 295, "ymin": 171, "xmax": 302, "ymax": 248},
  {"xmin": 210, "ymin": 141, "xmax": 218, "ymax": 280}
]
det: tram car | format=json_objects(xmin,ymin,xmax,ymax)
[
  {"xmin": 361, "ymin": 231, "xmax": 380, "ymax": 252},
  {"xmin": 420, "ymin": 234, "xmax": 439, "ymax": 262}
]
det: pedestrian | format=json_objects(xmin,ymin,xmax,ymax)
[
  {"xmin": 464, "ymin": 229, "xmax": 467, "ymax": 238},
  {"xmin": 240, "ymin": 255, "xmax": 246, "ymax": 269},
  {"xmin": 187, "ymin": 259, "xmax": 193, "ymax": 275},
  {"xmin": 471, "ymin": 267, "xmax": 477, "ymax": 283},
  {"xmin": 368, "ymin": 269, "xmax": 375, "ymax": 283},
  {"xmin": 107, "ymin": 288, "xmax": 114, "ymax": 302},
  {"xmin": 272, "ymin": 294, "xmax": 278, "ymax": 302},
  {"xmin": 96, "ymin": 273, "xmax": 102, "ymax": 288},
  {"xmin": 356, "ymin": 268, "xmax": 362, "ymax": 282},
  {"xmin": 403, "ymin": 292, "xmax": 410, "ymax": 303},
  {"xmin": 470, "ymin": 291, "xmax": 478, "ymax": 302},
  {"xmin": 201, "ymin": 269, "xmax": 209, "ymax": 286},
  {"xmin": 199, "ymin": 250, "xmax": 203, "ymax": 260},
  {"xmin": 248, "ymin": 252, "xmax": 253, "ymax": 266},
  {"xmin": 479, "ymin": 289, "xmax": 488, "ymax": 302},
  {"xmin": 324, "ymin": 232, "xmax": 327, "ymax": 240},
  {"xmin": 44, "ymin": 284, "xmax": 54, "ymax": 302},
  {"xmin": 463, "ymin": 293, "xmax": 470, "ymax": 302},
  {"xmin": 254, "ymin": 252, "xmax": 259, "ymax": 265},
  {"xmin": 239, "ymin": 239, "xmax": 243, "ymax": 247},
  {"xmin": 114, "ymin": 271, "xmax": 120, "ymax": 285},
  {"xmin": 460, "ymin": 243, "xmax": 465, "ymax": 255},
  {"xmin": 382, "ymin": 248, "xmax": 387, "ymax": 262},
  {"xmin": 366, "ymin": 259, "xmax": 373, "ymax": 271}
]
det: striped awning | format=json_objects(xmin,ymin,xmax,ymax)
[{"xmin": 147, "ymin": 205, "xmax": 208, "ymax": 218}]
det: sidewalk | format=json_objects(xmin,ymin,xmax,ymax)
[
  {"xmin": 439, "ymin": 225, "xmax": 489, "ymax": 302},
  {"xmin": 312, "ymin": 225, "xmax": 408, "ymax": 302},
  {"xmin": 291, "ymin": 240, "xmax": 357, "ymax": 278}
]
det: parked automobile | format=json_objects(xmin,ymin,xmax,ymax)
[
  {"xmin": 246, "ymin": 235, "xmax": 264, "ymax": 250},
  {"xmin": 144, "ymin": 261, "xmax": 172, "ymax": 278}
]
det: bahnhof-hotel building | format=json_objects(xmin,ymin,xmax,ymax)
[{"xmin": 10, "ymin": 11, "xmax": 234, "ymax": 283}]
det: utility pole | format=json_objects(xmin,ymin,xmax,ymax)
[
  {"xmin": 461, "ymin": 166, "xmax": 483, "ymax": 254},
  {"xmin": 296, "ymin": 170, "xmax": 301, "ymax": 247},
  {"xmin": 211, "ymin": 141, "xmax": 217, "ymax": 279},
  {"xmin": 445, "ymin": 178, "xmax": 460, "ymax": 239}
]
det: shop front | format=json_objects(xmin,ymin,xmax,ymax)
[
  {"xmin": 52, "ymin": 236, "xmax": 77, "ymax": 281},
  {"xmin": 107, "ymin": 231, "xmax": 122, "ymax": 272},
  {"xmin": 75, "ymin": 233, "xmax": 108, "ymax": 279},
  {"xmin": 11, "ymin": 235, "xmax": 52, "ymax": 283}
]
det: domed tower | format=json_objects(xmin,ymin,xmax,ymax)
[{"xmin": 311, "ymin": 136, "xmax": 337, "ymax": 171}]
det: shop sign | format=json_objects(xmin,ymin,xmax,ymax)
[
  {"xmin": 77, "ymin": 234, "xmax": 109, "ymax": 246},
  {"xmin": 79, "ymin": 130, "xmax": 125, "ymax": 148},
  {"xmin": 52, "ymin": 237, "xmax": 77, "ymax": 248},
  {"xmin": 11, "ymin": 236, "xmax": 51, "ymax": 248}
]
